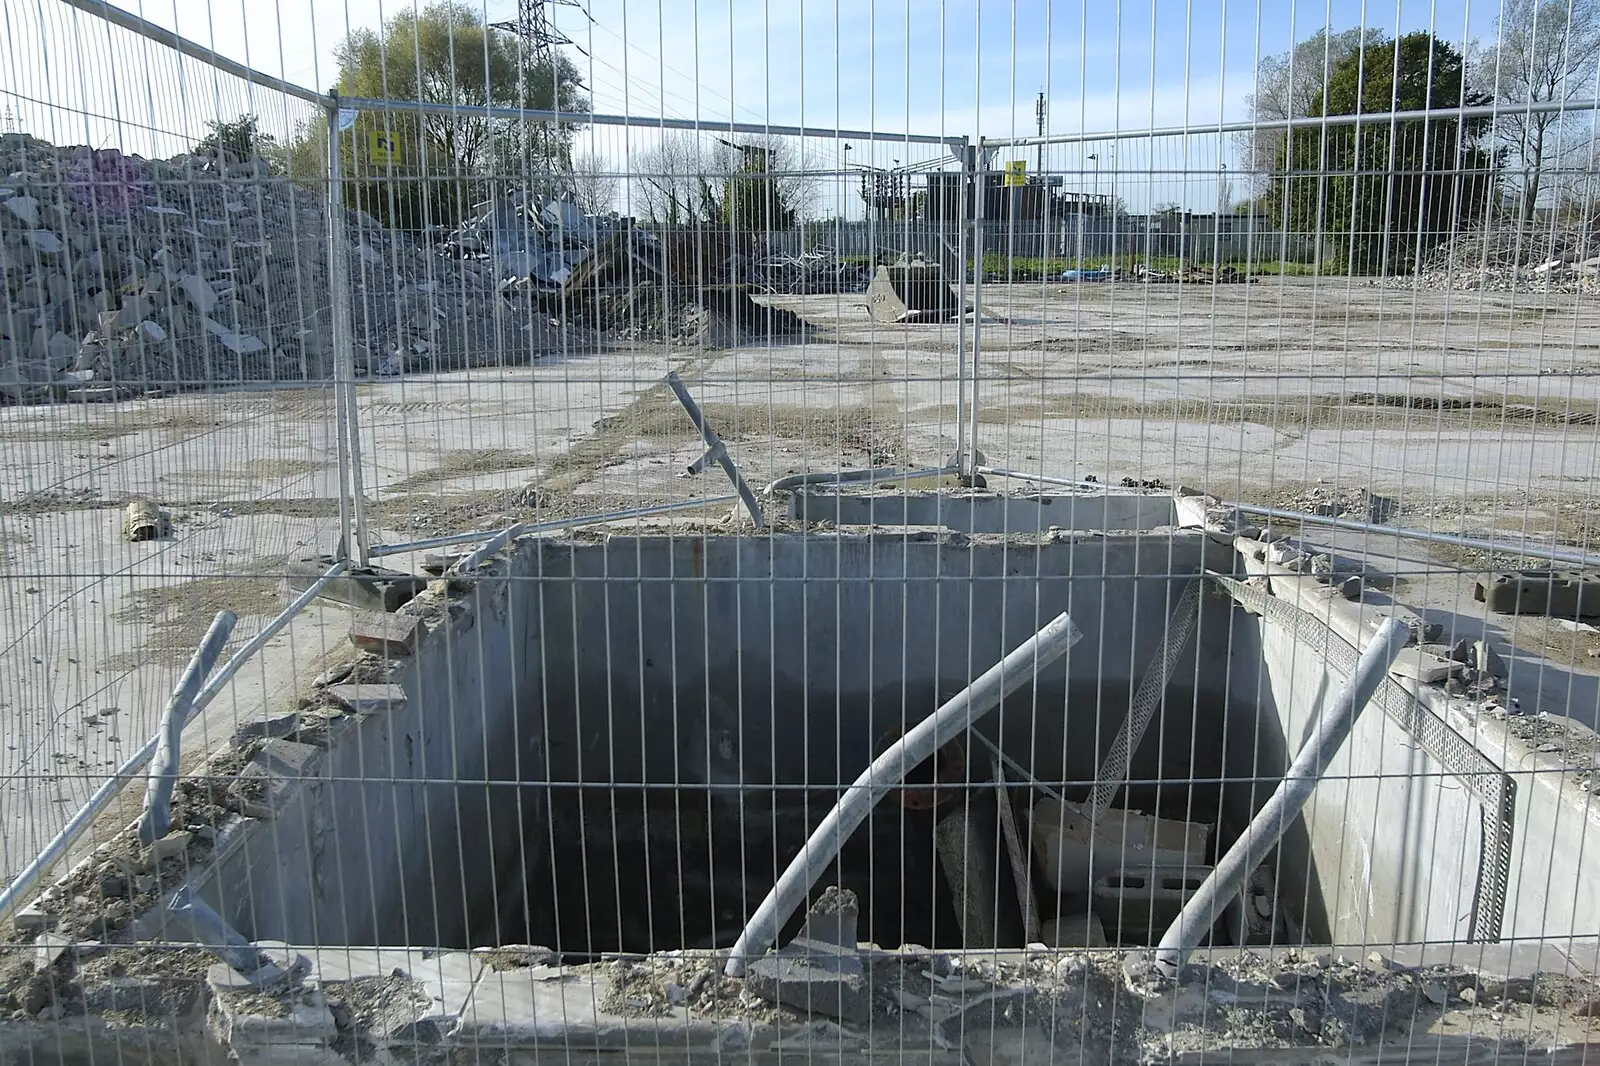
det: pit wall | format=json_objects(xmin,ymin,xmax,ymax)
[
  {"xmin": 787, "ymin": 489, "xmax": 1182, "ymax": 534},
  {"xmin": 1249, "ymin": 566, "xmax": 1600, "ymax": 953},
  {"xmin": 1255, "ymin": 617, "xmax": 1484, "ymax": 946},
  {"xmin": 198, "ymin": 549, "xmax": 542, "ymax": 948},
  {"xmin": 526, "ymin": 531, "xmax": 1241, "ymax": 795}
]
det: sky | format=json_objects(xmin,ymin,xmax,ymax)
[{"xmin": 1, "ymin": 0, "xmax": 1511, "ymax": 212}]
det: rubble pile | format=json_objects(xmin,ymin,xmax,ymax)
[
  {"xmin": 1376, "ymin": 224, "xmax": 1600, "ymax": 294},
  {"xmin": 0, "ymin": 133, "xmax": 551, "ymax": 402},
  {"xmin": 527, "ymin": 227, "xmax": 812, "ymax": 346}
]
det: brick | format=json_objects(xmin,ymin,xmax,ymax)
[
  {"xmin": 324, "ymin": 684, "xmax": 407, "ymax": 715},
  {"xmin": 349, "ymin": 611, "xmax": 421, "ymax": 656}
]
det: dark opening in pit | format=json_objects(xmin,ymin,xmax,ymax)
[{"xmin": 487, "ymin": 680, "xmax": 1319, "ymax": 956}]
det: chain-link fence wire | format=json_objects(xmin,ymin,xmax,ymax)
[{"xmin": 2, "ymin": 0, "xmax": 1600, "ymax": 1061}]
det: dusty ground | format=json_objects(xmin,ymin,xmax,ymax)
[{"xmin": 2, "ymin": 276, "xmax": 1598, "ymax": 885}]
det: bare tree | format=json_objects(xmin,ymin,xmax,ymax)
[
  {"xmin": 1481, "ymin": 0, "xmax": 1600, "ymax": 220},
  {"xmin": 1240, "ymin": 27, "xmax": 1380, "ymax": 194},
  {"xmin": 631, "ymin": 132, "xmax": 818, "ymax": 228},
  {"xmin": 568, "ymin": 151, "xmax": 618, "ymax": 215},
  {"xmin": 632, "ymin": 132, "xmax": 718, "ymax": 225}
]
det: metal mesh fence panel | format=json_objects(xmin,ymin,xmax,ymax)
[{"xmin": 1, "ymin": 1, "xmax": 1600, "ymax": 1063}]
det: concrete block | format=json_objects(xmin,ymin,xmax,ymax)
[
  {"xmin": 231, "ymin": 711, "xmax": 302, "ymax": 746},
  {"xmin": 147, "ymin": 830, "xmax": 193, "ymax": 864},
  {"xmin": 303, "ymin": 947, "xmax": 481, "ymax": 1042},
  {"xmin": 288, "ymin": 557, "xmax": 426, "ymax": 613},
  {"xmin": 744, "ymin": 886, "xmax": 870, "ymax": 1025},
  {"xmin": 30, "ymin": 934, "xmax": 75, "ymax": 971},
  {"xmin": 323, "ymin": 683, "xmax": 406, "ymax": 715},
  {"xmin": 936, "ymin": 798, "xmax": 1001, "ymax": 949},
  {"xmin": 12, "ymin": 907, "xmax": 55, "ymax": 933},
  {"xmin": 210, "ymin": 980, "xmax": 337, "ymax": 1044},
  {"xmin": 1030, "ymin": 797, "xmax": 1209, "ymax": 895},
  {"xmin": 231, "ymin": 740, "xmax": 324, "ymax": 818},
  {"xmin": 1477, "ymin": 570, "xmax": 1600, "ymax": 618},
  {"xmin": 348, "ymin": 611, "xmax": 422, "ymax": 656},
  {"xmin": 175, "ymin": 273, "xmax": 217, "ymax": 313},
  {"xmin": 1092, "ymin": 865, "xmax": 1209, "ymax": 944}
]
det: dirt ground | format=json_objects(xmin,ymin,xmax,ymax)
[{"xmin": 1, "ymin": 276, "xmax": 1598, "ymax": 884}]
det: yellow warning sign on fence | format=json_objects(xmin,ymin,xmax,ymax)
[
  {"xmin": 367, "ymin": 129, "xmax": 400, "ymax": 164},
  {"xmin": 1002, "ymin": 159, "xmax": 1027, "ymax": 186}
]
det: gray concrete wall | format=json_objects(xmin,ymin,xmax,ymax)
[
  {"xmin": 528, "ymin": 533, "xmax": 1238, "ymax": 793},
  {"xmin": 1257, "ymin": 616, "xmax": 1484, "ymax": 946},
  {"xmin": 1472, "ymin": 719, "xmax": 1600, "ymax": 947},
  {"xmin": 788, "ymin": 491, "xmax": 1180, "ymax": 533},
  {"xmin": 203, "ymin": 549, "xmax": 543, "ymax": 948}
]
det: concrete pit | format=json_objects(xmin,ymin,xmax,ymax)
[
  {"xmin": 196, "ymin": 525, "xmax": 1330, "ymax": 958},
  {"xmin": 12, "ymin": 493, "xmax": 1600, "ymax": 1059}
]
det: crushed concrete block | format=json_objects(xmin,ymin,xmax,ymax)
[
  {"xmin": 2, "ymin": 194, "xmax": 41, "ymax": 225},
  {"xmin": 324, "ymin": 683, "xmax": 406, "ymax": 715},
  {"xmin": 83, "ymin": 975, "xmax": 198, "ymax": 1015},
  {"xmin": 176, "ymin": 273, "xmax": 218, "ymax": 313},
  {"xmin": 1475, "ymin": 639, "xmax": 1508, "ymax": 679},
  {"xmin": 232, "ymin": 711, "xmax": 303, "ymax": 745},
  {"xmin": 22, "ymin": 230, "xmax": 62, "ymax": 254},
  {"xmin": 349, "ymin": 611, "xmax": 422, "ymax": 656},
  {"xmin": 211, "ymin": 978, "xmax": 337, "ymax": 1045},
  {"xmin": 30, "ymin": 934, "xmax": 74, "ymax": 971},
  {"xmin": 202, "ymin": 317, "xmax": 266, "ymax": 355},
  {"xmin": 743, "ymin": 886, "xmax": 869, "ymax": 1025}
]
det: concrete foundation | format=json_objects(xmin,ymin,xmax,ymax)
[{"xmin": 11, "ymin": 491, "xmax": 1600, "ymax": 1060}]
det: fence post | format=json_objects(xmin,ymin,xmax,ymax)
[
  {"xmin": 954, "ymin": 138, "xmax": 971, "ymax": 473},
  {"xmin": 325, "ymin": 96, "xmax": 370, "ymax": 567},
  {"xmin": 965, "ymin": 140, "xmax": 988, "ymax": 480}
]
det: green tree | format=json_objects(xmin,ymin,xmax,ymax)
[
  {"xmin": 1241, "ymin": 27, "xmax": 1382, "ymax": 194},
  {"xmin": 1272, "ymin": 32, "xmax": 1500, "ymax": 273},
  {"xmin": 194, "ymin": 114, "xmax": 277, "ymax": 165},
  {"xmin": 297, "ymin": 1, "xmax": 588, "ymax": 230},
  {"xmin": 717, "ymin": 141, "xmax": 797, "ymax": 233}
]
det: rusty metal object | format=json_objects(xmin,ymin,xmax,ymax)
[{"xmin": 874, "ymin": 727, "xmax": 965, "ymax": 811}]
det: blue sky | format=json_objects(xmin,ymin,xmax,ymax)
[{"xmin": 2, "ymin": 0, "xmax": 1506, "ymax": 211}]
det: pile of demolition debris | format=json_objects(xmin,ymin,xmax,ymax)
[
  {"xmin": 1134, "ymin": 263, "xmax": 1257, "ymax": 285},
  {"xmin": 751, "ymin": 246, "xmax": 870, "ymax": 294},
  {"xmin": 1376, "ymin": 223, "xmax": 1600, "ymax": 294},
  {"xmin": 521, "ymin": 225, "xmax": 812, "ymax": 346},
  {"xmin": 0, "ymin": 133, "xmax": 554, "ymax": 403}
]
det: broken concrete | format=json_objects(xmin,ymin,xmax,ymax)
[
  {"xmin": 743, "ymin": 887, "xmax": 870, "ymax": 1024},
  {"xmin": 0, "ymin": 133, "xmax": 559, "ymax": 401}
]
